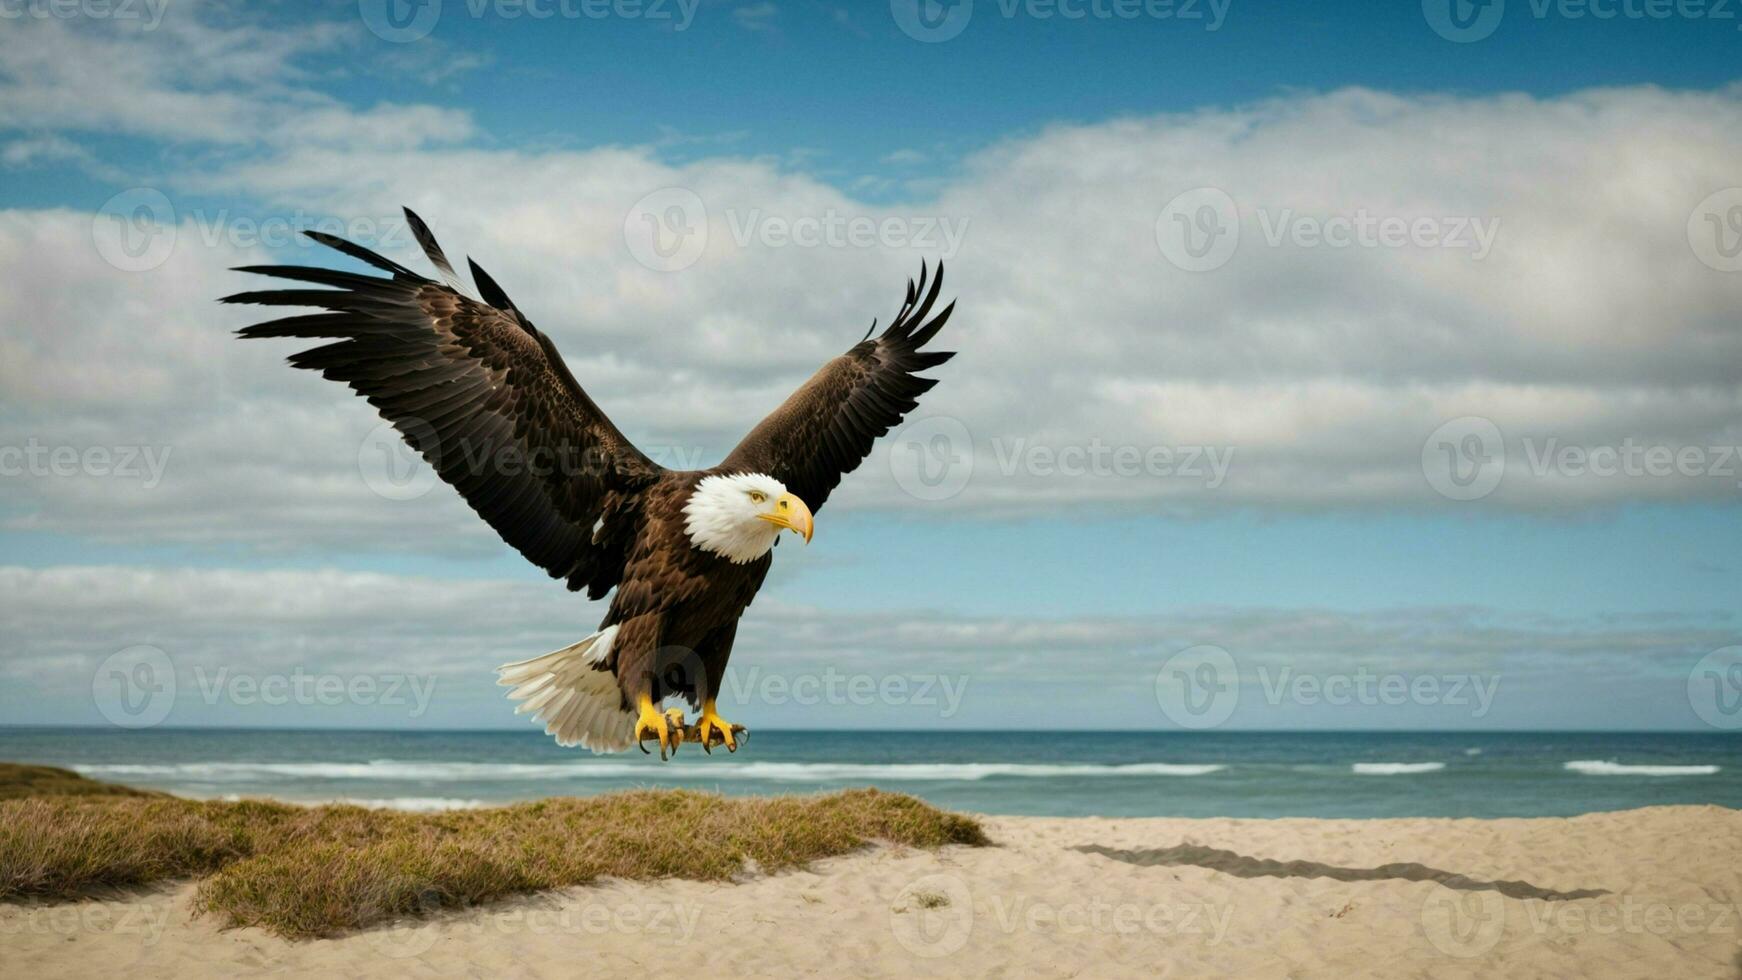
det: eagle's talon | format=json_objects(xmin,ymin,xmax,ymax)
[
  {"xmin": 694, "ymin": 702, "xmax": 743, "ymax": 753},
  {"xmin": 634, "ymin": 696, "xmax": 684, "ymax": 761},
  {"xmin": 664, "ymin": 708, "xmax": 688, "ymax": 757}
]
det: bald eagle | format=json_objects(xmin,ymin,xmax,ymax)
[{"xmin": 226, "ymin": 209, "xmax": 955, "ymax": 758}]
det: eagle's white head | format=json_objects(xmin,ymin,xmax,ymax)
[{"xmin": 682, "ymin": 473, "xmax": 815, "ymax": 564}]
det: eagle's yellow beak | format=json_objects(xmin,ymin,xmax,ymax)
[{"xmin": 758, "ymin": 492, "xmax": 814, "ymax": 543}]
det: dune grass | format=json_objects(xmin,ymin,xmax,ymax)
[
  {"xmin": 0, "ymin": 765, "xmax": 988, "ymax": 939},
  {"xmin": 0, "ymin": 762, "xmax": 162, "ymax": 799}
]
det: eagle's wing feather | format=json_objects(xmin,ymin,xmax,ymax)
[
  {"xmin": 226, "ymin": 209, "xmax": 661, "ymax": 598},
  {"xmin": 720, "ymin": 262, "xmax": 955, "ymax": 511}
]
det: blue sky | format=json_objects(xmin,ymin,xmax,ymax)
[{"xmin": 0, "ymin": 0, "xmax": 1738, "ymax": 733}]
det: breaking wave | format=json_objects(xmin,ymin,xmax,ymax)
[
  {"xmin": 76, "ymin": 760, "xmax": 1226, "ymax": 783},
  {"xmin": 1562, "ymin": 760, "xmax": 1719, "ymax": 776},
  {"xmin": 1351, "ymin": 762, "xmax": 1446, "ymax": 775}
]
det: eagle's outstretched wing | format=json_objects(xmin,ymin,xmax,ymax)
[
  {"xmin": 225, "ymin": 209, "xmax": 661, "ymax": 598},
  {"xmin": 720, "ymin": 262, "xmax": 956, "ymax": 512}
]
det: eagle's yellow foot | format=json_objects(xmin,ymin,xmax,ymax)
[
  {"xmin": 634, "ymin": 698, "xmax": 685, "ymax": 760},
  {"xmin": 694, "ymin": 701, "xmax": 745, "ymax": 754}
]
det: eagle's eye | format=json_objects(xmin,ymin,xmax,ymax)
[{"xmin": 748, "ymin": 490, "xmax": 767, "ymax": 505}]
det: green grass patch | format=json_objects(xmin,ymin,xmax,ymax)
[{"xmin": 0, "ymin": 765, "xmax": 988, "ymax": 939}]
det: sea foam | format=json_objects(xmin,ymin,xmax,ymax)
[
  {"xmin": 1563, "ymin": 760, "xmax": 1719, "ymax": 776},
  {"xmin": 76, "ymin": 760, "xmax": 1226, "ymax": 782},
  {"xmin": 1351, "ymin": 762, "xmax": 1446, "ymax": 775}
]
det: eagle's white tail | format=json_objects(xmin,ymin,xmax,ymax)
[{"xmin": 496, "ymin": 626, "xmax": 636, "ymax": 752}]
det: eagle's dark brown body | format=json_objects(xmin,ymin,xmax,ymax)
[
  {"xmin": 227, "ymin": 208, "xmax": 955, "ymax": 752},
  {"xmin": 599, "ymin": 473, "xmax": 773, "ymax": 713}
]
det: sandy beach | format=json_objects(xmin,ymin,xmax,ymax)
[{"xmin": 3, "ymin": 803, "xmax": 1738, "ymax": 978}]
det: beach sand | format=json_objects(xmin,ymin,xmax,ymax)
[{"xmin": 4, "ymin": 804, "xmax": 1739, "ymax": 978}]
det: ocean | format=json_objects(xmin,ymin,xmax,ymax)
[{"xmin": 2, "ymin": 728, "xmax": 1736, "ymax": 818}]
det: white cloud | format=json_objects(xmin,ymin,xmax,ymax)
[
  {"xmin": 0, "ymin": 12, "xmax": 472, "ymax": 151},
  {"xmin": 0, "ymin": 135, "xmax": 130, "ymax": 182},
  {"xmin": 2, "ymin": 17, "xmax": 1740, "ymax": 554},
  {"xmin": 0, "ymin": 565, "xmax": 1727, "ymax": 729}
]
